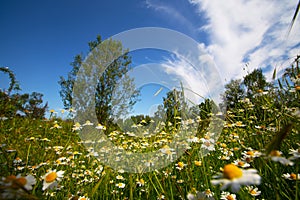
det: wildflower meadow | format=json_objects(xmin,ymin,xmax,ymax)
[{"xmin": 0, "ymin": 57, "xmax": 300, "ymax": 199}]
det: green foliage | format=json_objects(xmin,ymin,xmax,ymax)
[
  {"xmin": 58, "ymin": 35, "xmax": 140, "ymax": 126},
  {"xmin": 0, "ymin": 67, "xmax": 47, "ymax": 118},
  {"xmin": 1, "ymin": 50, "xmax": 299, "ymax": 199},
  {"xmin": 243, "ymin": 68, "xmax": 272, "ymax": 98},
  {"xmin": 163, "ymin": 89, "xmax": 186, "ymax": 125},
  {"xmin": 221, "ymin": 79, "xmax": 245, "ymax": 109}
]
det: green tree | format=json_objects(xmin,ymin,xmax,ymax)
[
  {"xmin": 0, "ymin": 67, "xmax": 47, "ymax": 118},
  {"xmin": 22, "ymin": 92, "xmax": 48, "ymax": 118},
  {"xmin": 59, "ymin": 35, "xmax": 140, "ymax": 126},
  {"xmin": 163, "ymin": 89, "xmax": 186, "ymax": 128},
  {"xmin": 243, "ymin": 68, "xmax": 271, "ymax": 98},
  {"xmin": 221, "ymin": 79, "xmax": 245, "ymax": 109}
]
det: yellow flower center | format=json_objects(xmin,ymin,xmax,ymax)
[
  {"xmin": 238, "ymin": 161, "xmax": 245, "ymax": 166},
  {"xmin": 250, "ymin": 189, "xmax": 257, "ymax": 195},
  {"xmin": 177, "ymin": 162, "xmax": 184, "ymax": 168},
  {"xmin": 247, "ymin": 151, "xmax": 254, "ymax": 156},
  {"xmin": 221, "ymin": 143, "xmax": 227, "ymax": 148},
  {"xmin": 223, "ymin": 164, "xmax": 243, "ymax": 179},
  {"xmin": 194, "ymin": 161, "xmax": 202, "ymax": 166},
  {"xmin": 205, "ymin": 189, "xmax": 212, "ymax": 195},
  {"xmin": 226, "ymin": 195, "xmax": 235, "ymax": 200},
  {"xmin": 236, "ymin": 121, "xmax": 243, "ymax": 126},
  {"xmin": 45, "ymin": 172, "xmax": 57, "ymax": 183},
  {"xmin": 295, "ymin": 85, "xmax": 300, "ymax": 91},
  {"xmin": 290, "ymin": 173, "xmax": 297, "ymax": 180},
  {"xmin": 139, "ymin": 179, "xmax": 145, "ymax": 185},
  {"xmin": 12, "ymin": 177, "xmax": 27, "ymax": 189},
  {"xmin": 269, "ymin": 150, "xmax": 281, "ymax": 157}
]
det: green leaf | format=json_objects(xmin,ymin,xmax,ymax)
[
  {"xmin": 272, "ymin": 68, "xmax": 277, "ymax": 80},
  {"xmin": 265, "ymin": 123, "xmax": 293, "ymax": 155}
]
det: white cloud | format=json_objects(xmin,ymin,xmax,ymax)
[
  {"xmin": 143, "ymin": 0, "xmax": 299, "ymax": 107},
  {"xmin": 189, "ymin": 0, "xmax": 300, "ymax": 81},
  {"xmin": 160, "ymin": 49, "xmax": 225, "ymax": 105},
  {"xmin": 144, "ymin": 0, "xmax": 200, "ymax": 36}
]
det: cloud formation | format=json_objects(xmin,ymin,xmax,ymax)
[
  {"xmin": 189, "ymin": 0, "xmax": 300, "ymax": 81},
  {"xmin": 143, "ymin": 0, "xmax": 299, "ymax": 106}
]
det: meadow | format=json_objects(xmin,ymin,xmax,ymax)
[{"xmin": 0, "ymin": 63, "xmax": 300, "ymax": 200}]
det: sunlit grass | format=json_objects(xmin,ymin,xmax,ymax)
[
  {"xmin": 1, "ymin": 62, "xmax": 300, "ymax": 199},
  {"xmin": 1, "ymin": 93, "xmax": 299, "ymax": 200}
]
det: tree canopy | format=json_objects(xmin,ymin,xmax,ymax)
[{"xmin": 58, "ymin": 35, "xmax": 140, "ymax": 126}]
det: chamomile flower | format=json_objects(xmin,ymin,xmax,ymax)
[
  {"xmin": 72, "ymin": 122, "xmax": 82, "ymax": 131},
  {"xmin": 242, "ymin": 149, "xmax": 262, "ymax": 163},
  {"xmin": 268, "ymin": 150, "xmax": 294, "ymax": 166},
  {"xmin": 2, "ymin": 174, "xmax": 36, "ymax": 190},
  {"xmin": 220, "ymin": 191, "xmax": 236, "ymax": 200},
  {"xmin": 51, "ymin": 123, "xmax": 62, "ymax": 129},
  {"xmin": 95, "ymin": 123, "xmax": 106, "ymax": 130},
  {"xmin": 136, "ymin": 178, "xmax": 145, "ymax": 187},
  {"xmin": 211, "ymin": 164, "xmax": 261, "ymax": 192},
  {"xmin": 115, "ymin": 182, "xmax": 125, "ymax": 189},
  {"xmin": 42, "ymin": 169, "xmax": 64, "ymax": 190},
  {"xmin": 160, "ymin": 145, "xmax": 176, "ymax": 161},
  {"xmin": 116, "ymin": 175, "xmax": 125, "ymax": 180},
  {"xmin": 187, "ymin": 189, "xmax": 215, "ymax": 200},
  {"xmin": 200, "ymin": 137, "xmax": 215, "ymax": 151},
  {"xmin": 245, "ymin": 186, "xmax": 261, "ymax": 196},
  {"xmin": 175, "ymin": 161, "xmax": 186, "ymax": 171},
  {"xmin": 194, "ymin": 160, "xmax": 202, "ymax": 166},
  {"xmin": 82, "ymin": 120, "xmax": 93, "ymax": 126},
  {"xmin": 233, "ymin": 160, "xmax": 250, "ymax": 168},
  {"xmin": 282, "ymin": 173, "xmax": 300, "ymax": 180},
  {"xmin": 78, "ymin": 196, "xmax": 90, "ymax": 200},
  {"xmin": 234, "ymin": 121, "xmax": 246, "ymax": 127},
  {"xmin": 0, "ymin": 174, "xmax": 36, "ymax": 199},
  {"xmin": 289, "ymin": 147, "xmax": 300, "ymax": 160}
]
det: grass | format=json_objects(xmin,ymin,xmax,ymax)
[
  {"xmin": 0, "ymin": 92, "xmax": 299, "ymax": 200},
  {"xmin": 1, "ymin": 66, "xmax": 300, "ymax": 199}
]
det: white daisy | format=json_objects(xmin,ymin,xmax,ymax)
[
  {"xmin": 175, "ymin": 161, "xmax": 186, "ymax": 171},
  {"xmin": 233, "ymin": 160, "xmax": 250, "ymax": 168},
  {"xmin": 0, "ymin": 174, "xmax": 36, "ymax": 199},
  {"xmin": 2, "ymin": 174, "xmax": 36, "ymax": 190},
  {"xmin": 82, "ymin": 120, "xmax": 93, "ymax": 126},
  {"xmin": 211, "ymin": 164, "xmax": 261, "ymax": 192},
  {"xmin": 246, "ymin": 186, "xmax": 261, "ymax": 196},
  {"xmin": 42, "ymin": 169, "xmax": 64, "ymax": 190},
  {"xmin": 95, "ymin": 123, "xmax": 106, "ymax": 130},
  {"xmin": 282, "ymin": 173, "xmax": 300, "ymax": 181},
  {"xmin": 200, "ymin": 137, "xmax": 215, "ymax": 151},
  {"xmin": 268, "ymin": 150, "xmax": 294, "ymax": 166},
  {"xmin": 220, "ymin": 191, "xmax": 236, "ymax": 200},
  {"xmin": 115, "ymin": 182, "xmax": 125, "ymax": 189},
  {"xmin": 78, "ymin": 196, "xmax": 90, "ymax": 200},
  {"xmin": 187, "ymin": 189, "xmax": 215, "ymax": 200},
  {"xmin": 289, "ymin": 148, "xmax": 300, "ymax": 160}
]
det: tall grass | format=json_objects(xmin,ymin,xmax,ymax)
[{"xmin": 0, "ymin": 60, "xmax": 299, "ymax": 199}]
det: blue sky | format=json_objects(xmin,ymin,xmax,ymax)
[{"xmin": 0, "ymin": 0, "xmax": 299, "ymax": 117}]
